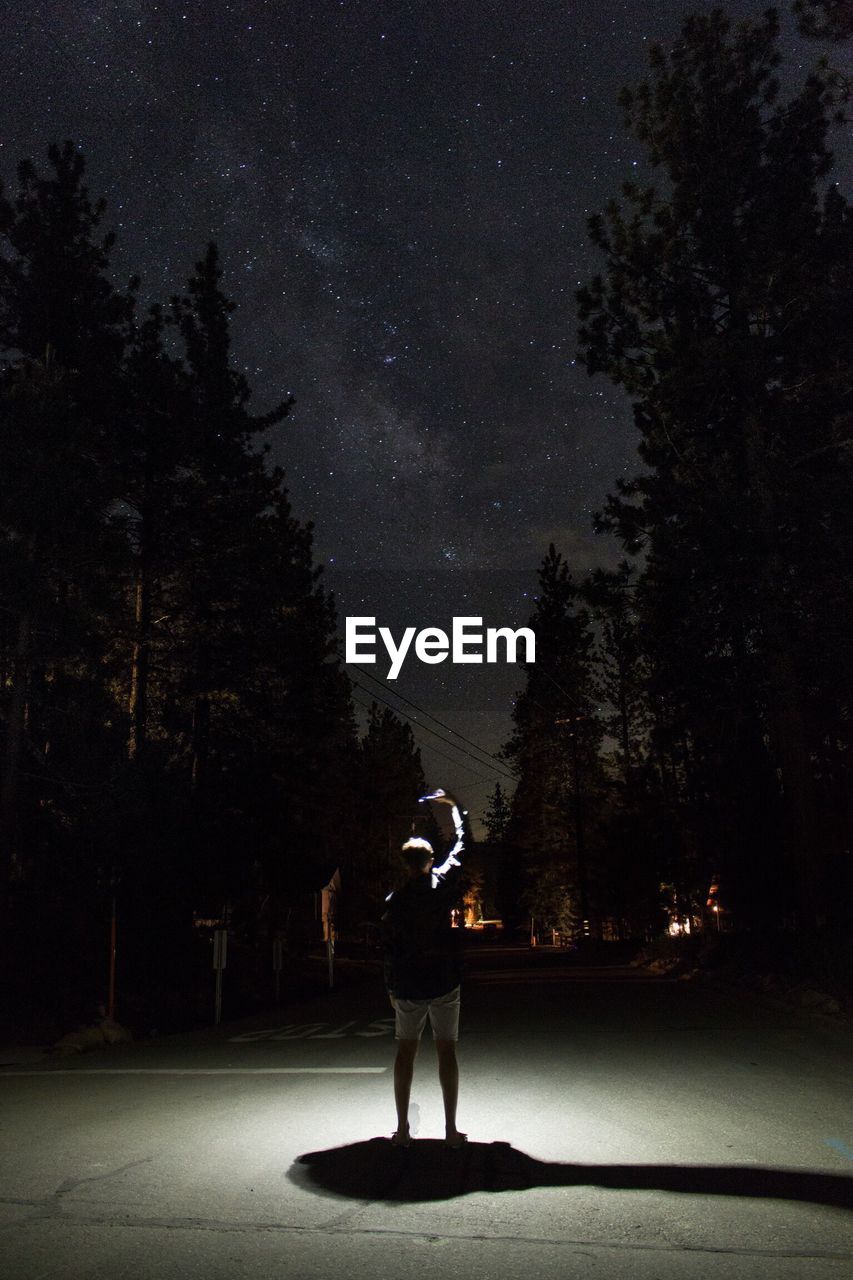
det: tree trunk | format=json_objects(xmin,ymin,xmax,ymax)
[
  {"xmin": 618, "ymin": 651, "xmax": 632, "ymax": 791},
  {"xmin": 571, "ymin": 731, "xmax": 588, "ymax": 926},
  {"xmin": 1, "ymin": 608, "xmax": 32, "ymax": 879},
  {"xmin": 191, "ymin": 691, "xmax": 210, "ymax": 793},
  {"xmin": 128, "ymin": 553, "xmax": 151, "ymax": 761}
]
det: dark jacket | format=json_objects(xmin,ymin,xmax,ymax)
[{"xmin": 381, "ymin": 862, "xmax": 464, "ymax": 999}]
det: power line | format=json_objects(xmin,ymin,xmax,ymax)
[
  {"xmin": 351, "ymin": 680, "xmax": 517, "ymax": 783},
  {"xmin": 350, "ymin": 680, "xmax": 517, "ymax": 784},
  {"xmin": 340, "ymin": 646, "xmax": 514, "ymax": 775},
  {"xmin": 350, "ymin": 689, "xmax": 507, "ymax": 790}
]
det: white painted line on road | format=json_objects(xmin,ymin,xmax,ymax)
[
  {"xmin": 825, "ymin": 1138, "xmax": 853, "ymax": 1161},
  {"xmin": 0, "ymin": 1067, "xmax": 387, "ymax": 1076}
]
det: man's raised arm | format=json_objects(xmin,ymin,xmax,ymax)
[{"xmin": 420, "ymin": 788, "xmax": 465, "ymax": 884}]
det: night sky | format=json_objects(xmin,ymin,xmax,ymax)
[{"xmin": 1, "ymin": 2, "xmax": 836, "ymax": 824}]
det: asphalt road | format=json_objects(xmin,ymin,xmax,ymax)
[{"xmin": 1, "ymin": 947, "xmax": 851, "ymax": 1279}]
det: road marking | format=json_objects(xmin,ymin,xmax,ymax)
[
  {"xmin": 0, "ymin": 1067, "xmax": 387, "ymax": 1077},
  {"xmin": 825, "ymin": 1138, "xmax": 853, "ymax": 1161}
]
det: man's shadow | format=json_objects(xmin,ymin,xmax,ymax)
[{"xmin": 289, "ymin": 1139, "xmax": 852, "ymax": 1211}]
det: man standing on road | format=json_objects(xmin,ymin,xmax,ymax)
[{"xmin": 381, "ymin": 788, "xmax": 467, "ymax": 1149}]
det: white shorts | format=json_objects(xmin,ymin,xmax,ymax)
[{"xmin": 392, "ymin": 985, "xmax": 461, "ymax": 1042}]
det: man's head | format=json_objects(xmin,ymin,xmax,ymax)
[{"xmin": 401, "ymin": 836, "xmax": 434, "ymax": 876}]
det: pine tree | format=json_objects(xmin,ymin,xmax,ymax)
[
  {"xmin": 217, "ymin": 485, "xmax": 360, "ymax": 915},
  {"xmin": 0, "ymin": 141, "xmax": 131, "ymax": 383},
  {"xmin": 503, "ymin": 545, "xmax": 603, "ymax": 934},
  {"xmin": 581, "ymin": 562, "xmax": 647, "ymax": 793},
  {"xmin": 353, "ymin": 704, "xmax": 426, "ymax": 927},
  {"xmin": 0, "ymin": 144, "xmax": 132, "ymax": 876},
  {"xmin": 577, "ymin": 9, "xmax": 853, "ymax": 927},
  {"xmin": 120, "ymin": 304, "xmax": 194, "ymax": 762},
  {"xmin": 0, "ymin": 148, "xmax": 365, "ymax": 1022},
  {"xmin": 167, "ymin": 242, "xmax": 292, "ymax": 794},
  {"xmin": 483, "ymin": 781, "xmax": 511, "ymax": 843}
]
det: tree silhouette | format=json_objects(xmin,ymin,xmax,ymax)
[
  {"xmin": 0, "ymin": 147, "xmax": 362, "ymax": 1030},
  {"xmin": 577, "ymin": 9, "xmax": 853, "ymax": 928},
  {"xmin": 0, "ymin": 144, "xmax": 132, "ymax": 876},
  {"xmin": 503, "ymin": 545, "xmax": 603, "ymax": 934}
]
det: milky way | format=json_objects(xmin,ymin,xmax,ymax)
[{"xmin": 1, "ymin": 1, "xmax": 833, "ymax": 820}]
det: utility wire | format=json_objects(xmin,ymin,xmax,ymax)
[
  {"xmin": 351, "ymin": 680, "xmax": 517, "ymax": 784},
  {"xmin": 349, "ymin": 689, "xmax": 507, "ymax": 790},
  {"xmin": 340, "ymin": 645, "xmax": 515, "ymax": 774},
  {"xmin": 350, "ymin": 679, "xmax": 517, "ymax": 783}
]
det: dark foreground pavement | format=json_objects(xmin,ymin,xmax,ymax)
[{"xmin": 1, "ymin": 947, "xmax": 851, "ymax": 1279}]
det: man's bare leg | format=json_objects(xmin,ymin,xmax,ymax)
[
  {"xmin": 435, "ymin": 1039, "xmax": 466, "ymax": 1146},
  {"xmin": 392, "ymin": 1039, "xmax": 419, "ymax": 1142}
]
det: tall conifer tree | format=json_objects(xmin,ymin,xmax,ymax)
[
  {"xmin": 577, "ymin": 9, "xmax": 852, "ymax": 927},
  {"xmin": 503, "ymin": 545, "xmax": 602, "ymax": 933},
  {"xmin": 0, "ymin": 143, "xmax": 132, "ymax": 875}
]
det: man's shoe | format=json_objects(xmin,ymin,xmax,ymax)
[{"xmin": 444, "ymin": 1131, "xmax": 467, "ymax": 1149}]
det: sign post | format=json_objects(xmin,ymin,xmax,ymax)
[
  {"xmin": 212, "ymin": 928, "xmax": 227, "ymax": 1025},
  {"xmin": 107, "ymin": 890, "xmax": 117, "ymax": 1020}
]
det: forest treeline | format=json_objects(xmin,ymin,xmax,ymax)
[
  {"xmin": 0, "ymin": 142, "xmax": 434, "ymax": 1029},
  {"xmin": 490, "ymin": 6, "xmax": 852, "ymax": 942},
  {"xmin": 1, "ymin": 3, "xmax": 850, "ymax": 1030}
]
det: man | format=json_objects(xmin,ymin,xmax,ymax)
[{"xmin": 381, "ymin": 788, "xmax": 467, "ymax": 1148}]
